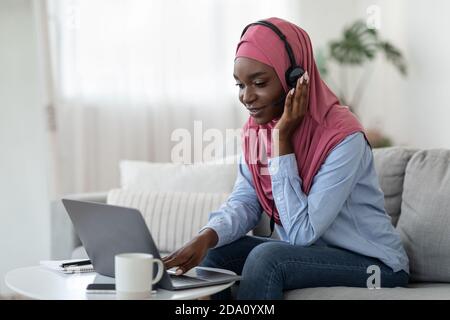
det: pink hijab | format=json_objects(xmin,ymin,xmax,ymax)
[{"xmin": 237, "ymin": 17, "xmax": 367, "ymax": 225}]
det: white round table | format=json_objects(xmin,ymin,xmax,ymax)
[{"xmin": 5, "ymin": 266, "xmax": 235, "ymax": 300}]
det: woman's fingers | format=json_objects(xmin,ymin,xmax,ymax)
[
  {"xmin": 284, "ymin": 87, "xmax": 295, "ymax": 116},
  {"xmin": 161, "ymin": 252, "xmax": 174, "ymax": 262},
  {"xmin": 163, "ymin": 252, "xmax": 187, "ymax": 270},
  {"xmin": 162, "ymin": 249, "xmax": 179, "ymax": 262},
  {"xmin": 304, "ymin": 73, "xmax": 310, "ymax": 114},
  {"xmin": 163, "ymin": 247, "xmax": 198, "ymax": 273},
  {"xmin": 294, "ymin": 72, "xmax": 309, "ymax": 117},
  {"xmin": 162, "ymin": 256, "xmax": 176, "ymax": 269},
  {"xmin": 291, "ymin": 73, "xmax": 303, "ymax": 115},
  {"xmin": 176, "ymin": 254, "xmax": 197, "ymax": 275},
  {"xmin": 298, "ymin": 73, "xmax": 309, "ymax": 116}
]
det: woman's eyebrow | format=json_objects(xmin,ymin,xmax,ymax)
[{"xmin": 233, "ymin": 71, "xmax": 267, "ymax": 80}]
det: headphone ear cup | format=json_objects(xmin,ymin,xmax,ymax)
[{"xmin": 285, "ymin": 66, "xmax": 305, "ymax": 88}]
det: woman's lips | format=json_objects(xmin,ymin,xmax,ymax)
[{"xmin": 248, "ymin": 106, "xmax": 267, "ymax": 117}]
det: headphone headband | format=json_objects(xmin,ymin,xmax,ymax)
[{"xmin": 240, "ymin": 20, "xmax": 304, "ymax": 89}]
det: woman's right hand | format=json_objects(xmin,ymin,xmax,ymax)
[{"xmin": 162, "ymin": 228, "xmax": 218, "ymax": 275}]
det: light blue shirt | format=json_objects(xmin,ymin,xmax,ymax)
[{"xmin": 201, "ymin": 132, "xmax": 409, "ymax": 273}]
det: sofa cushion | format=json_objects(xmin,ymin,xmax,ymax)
[
  {"xmin": 372, "ymin": 147, "xmax": 417, "ymax": 226},
  {"xmin": 283, "ymin": 283, "xmax": 450, "ymax": 300},
  {"xmin": 119, "ymin": 156, "xmax": 238, "ymax": 193},
  {"xmin": 396, "ymin": 150, "xmax": 450, "ymax": 282},
  {"xmin": 107, "ymin": 189, "xmax": 229, "ymax": 253}
]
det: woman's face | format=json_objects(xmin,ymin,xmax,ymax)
[{"xmin": 234, "ymin": 57, "xmax": 286, "ymax": 125}]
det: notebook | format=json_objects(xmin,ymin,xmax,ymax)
[{"xmin": 40, "ymin": 259, "xmax": 95, "ymax": 274}]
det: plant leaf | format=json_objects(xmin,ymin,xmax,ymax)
[
  {"xmin": 377, "ymin": 41, "xmax": 408, "ymax": 76},
  {"xmin": 329, "ymin": 20, "xmax": 379, "ymax": 65}
]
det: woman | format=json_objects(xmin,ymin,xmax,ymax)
[{"xmin": 162, "ymin": 17, "xmax": 409, "ymax": 300}]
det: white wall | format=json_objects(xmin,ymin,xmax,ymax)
[
  {"xmin": 351, "ymin": 0, "xmax": 411, "ymax": 146},
  {"xmin": 300, "ymin": 0, "xmax": 450, "ymax": 149},
  {"xmin": 353, "ymin": 0, "xmax": 450, "ymax": 149},
  {"xmin": 0, "ymin": 0, "xmax": 51, "ymax": 294},
  {"xmin": 402, "ymin": 0, "xmax": 450, "ymax": 149}
]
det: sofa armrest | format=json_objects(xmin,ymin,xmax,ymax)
[{"xmin": 51, "ymin": 191, "xmax": 108, "ymax": 259}]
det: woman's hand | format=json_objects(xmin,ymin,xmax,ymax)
[
  {"xmin": 273, "ymin": 72, "xmax": 310, "ymax": 156},
  {"xmin": 162, "ymin": 228, "xmax": 218, "ymax": 275}
]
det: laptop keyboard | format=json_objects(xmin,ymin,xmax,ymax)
[{"xmin": 170, "ymin": 275, "xmax": 208, "ymax": 285}]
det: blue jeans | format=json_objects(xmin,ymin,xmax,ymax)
[{"xmin": 200, "ymin": 236, "xmax": 409, "ymax": 300}]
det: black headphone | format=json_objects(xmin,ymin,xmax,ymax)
[{"xmin": 240, "ymin": 20, "xmax": 305, "ymax": 89}]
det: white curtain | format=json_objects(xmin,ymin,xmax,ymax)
[{"xmin": 45, "ymin": 0, "xmax": 301, "ymax": 196}]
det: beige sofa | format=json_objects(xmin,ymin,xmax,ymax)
[{"xmin": 51, "ymin": 147, "xmax": 450, "ymax": 299}]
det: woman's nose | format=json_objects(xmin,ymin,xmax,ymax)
[{"xmin": 241, "ymin": 87, "xmax": 256, "ymax": 106}]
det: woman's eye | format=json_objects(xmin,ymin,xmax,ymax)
[{"xmin": 235, "ymin": 82, "xmax": 265, "ymax": 89}]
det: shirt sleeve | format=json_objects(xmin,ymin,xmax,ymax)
[
  {"xmin": 199, "ymin": 155, "xmax": 263, "ymax": 248},
  {"xmin": 268, "ymin": 132, "xmax": 366, "ymax": 246}
]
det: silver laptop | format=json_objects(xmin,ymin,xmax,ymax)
[{"xmin": 62, "ymin": 199, "xmax": 241, "ymax": 290}]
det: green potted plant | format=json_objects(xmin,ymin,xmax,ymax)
[{"xmin": 315, "ymin": 19, "xmax": 408, "ymax": 148}]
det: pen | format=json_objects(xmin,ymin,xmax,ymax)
[{"xmin": 60, "ymin": 260, "xmax": 92, "ymax": 268}]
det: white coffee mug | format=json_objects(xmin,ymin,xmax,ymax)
[{"xmin": 115, "ymin": 253, "xmax": 164, "ymax": 299}]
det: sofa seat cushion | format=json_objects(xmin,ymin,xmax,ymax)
[
  {"xmin": 396, "ymin": 150, "xmax": 450, "ymax": 282},
  {"xmin": 107, "ymin": 189, "xmax": 229, "ymax": 253},
  {"xmin": 283, "ymin": 283, "xmax": 450, "ymax": 300},
  {"xmin": 372, "ymin": 147, "xmax": 417, "ymax": 226}
]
